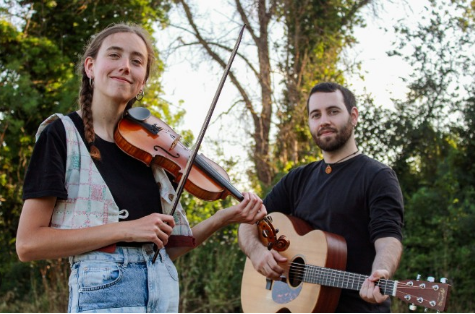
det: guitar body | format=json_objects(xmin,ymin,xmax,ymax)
[{"xmin": 241, "ymin": 212, "xmax": 347, "ymax": 313}]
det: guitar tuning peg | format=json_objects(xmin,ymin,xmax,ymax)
[
  {"xmin": 409, "ymin": 304, "xmax": 417, "ymax": 311},
  {"xmin": 416, "ymin": 274, "xmax": 421, "ymax": 281},
  {"xmin": 427, "ymin": 276, "xmax": 435, "ymax": 282},
  {"xmin": 440, "ymin": 277, "xmax": 448, "ymax": 283}
]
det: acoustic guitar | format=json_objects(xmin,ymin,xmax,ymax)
[{"xmin": 241, "ymin": 212, "xmax": 451, "ymax": 313}]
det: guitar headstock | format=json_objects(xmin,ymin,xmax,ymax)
[{"xmin": 395, "ymin": 277, "xmax": 451, "ymax": 312}]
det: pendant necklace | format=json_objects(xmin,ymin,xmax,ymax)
[{"xmin": 325, "ymin": 150, "xmax": 359, "ymax": 174}]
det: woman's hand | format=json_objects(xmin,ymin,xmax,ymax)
[
  {"xmin": 122, "ymin": 213, "xmax": 175, "ymax": 249},
  {"xmin": 218, "ymin": 192, "xmax": 267, "ymax": 225},
  {"xmin": 166, "ymin": 192, "xmax": 267, "ymax": 260}
]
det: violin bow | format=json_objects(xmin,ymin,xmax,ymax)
[{"xmin": 153, "ymin": 24, "xmax": 246, "ymax": 263}]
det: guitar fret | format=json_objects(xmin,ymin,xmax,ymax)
[{"xmin": 303, "ymin": 264, "xmax": 394, "ymax": 295}]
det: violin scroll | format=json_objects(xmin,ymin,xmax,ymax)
[{"xmin": 257, "ymin": 215, "xmax": 290, "ymax": 252}]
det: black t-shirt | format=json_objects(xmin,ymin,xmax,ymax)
[
  {"xmin": 264, "ymin": 154, "xmax": 404, "ymax": 312},
  {"xmin": 23, "ymin": 112, "xmax": 162, "ymax": 221}
]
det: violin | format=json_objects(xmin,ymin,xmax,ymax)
[
  {"xmin": 114, "ymin": 107, "xmax": 244, "ymax": 202},
  {"xmin": 115, "ymin": 107, "xmax": 290, "ymax": 256}
]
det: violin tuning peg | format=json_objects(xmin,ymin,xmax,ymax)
[
  {"xmin": 262, "ymin": 230, "xmax": 269, "ymax": 238},
  {"xmin": 275, "ymin": 228, "xmax": 279, "ymax": 234}
]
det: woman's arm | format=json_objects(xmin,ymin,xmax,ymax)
[
  {"xmin": 166, "ymin": 192, "xmax": 267, "ymax": 260},
  {"xmin": 16, "ymin": 197, "xmax": 175, "ymax": 261}
]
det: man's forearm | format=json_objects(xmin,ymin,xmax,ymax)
[
  {"xmin": 238, "ymin": 223, "xmax": 263, "ymax": 258},
  {"xmin": 372, "ymin": 237, "xmax": 403, "ymax": 278}
]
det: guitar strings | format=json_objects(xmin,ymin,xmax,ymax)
[
  {"xmin": 286, "ymin": 261, "xmax": 441, "ymax": 289},
  {"xmin": 283, "ymin": 262, "xmax": 394, "ymax": 294},
  {"xmin": 279, "ymin": 262, "xmax": 442, "ymax": 309}
]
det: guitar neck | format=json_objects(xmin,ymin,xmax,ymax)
[{"xmin": 300, "ymin": 264, "xmax": 396, "ymax": 296}]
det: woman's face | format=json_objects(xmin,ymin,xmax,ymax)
[{"xmin": 85, "ymin": 32, "xmax": 148, "ymax": 105}]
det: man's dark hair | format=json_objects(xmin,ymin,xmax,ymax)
[{"xmin": 306, "ymin": 82, "xmax": 356, "ymax": 114}]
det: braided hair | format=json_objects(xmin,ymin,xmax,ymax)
[{"xmin": 76, "ymin": 23, "xmax": 155, "ymax": 160}]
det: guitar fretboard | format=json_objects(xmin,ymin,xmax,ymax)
[{"xmin": 291, "ymin": 263, "xmax": 396, "ymax": 296}]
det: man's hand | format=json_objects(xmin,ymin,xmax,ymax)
[
  {"xmin": 359, "ymin": 269, "xmax": 390, "ymax": 304},
  {"xmin": 248, "ymin": 248, "xmax": 288, "ymax": 280}
]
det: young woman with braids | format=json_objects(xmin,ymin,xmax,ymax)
[{"xmin": 16, "ymin": 23, "xmax": 266, "ymax": 313}]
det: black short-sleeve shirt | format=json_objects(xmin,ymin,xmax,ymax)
[{"xmin": 23, "ymin": 112, "xmax": 162, "ymax": 221}]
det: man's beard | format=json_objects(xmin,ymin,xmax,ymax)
[{"xmin": 312, "ymin": 118, "xmax": 354, "ymax": 152}]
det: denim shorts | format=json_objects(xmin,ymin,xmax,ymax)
[{"xmin": 68, "ymin": 244, "xmax": 179, "ymax": 313}]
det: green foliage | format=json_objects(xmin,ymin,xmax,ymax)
[
  {"xmin": 0, "ymin": 0, "xmax": 172, "ymax": 311},
  {"xmin": 175, "ymin": 227, "xmax": 246, "ymax": 313},
  {"xmin": 0, "ymin": 259, "xmax": 69, "ymax": 312},
  {"xmin": 371, "ymin": 1, "xmax": 475, "ymax": 311},
  {"xmin": 170, "ymin": 170, "xmax": 247, "ymax": 312}
]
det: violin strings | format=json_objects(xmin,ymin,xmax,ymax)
[{"xmin": 178, "ymin": 139, "xmax": 224, "ymax": 182}]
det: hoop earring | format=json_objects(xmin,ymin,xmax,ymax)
[
  {"xmin": 136, "ymin": 90, "xmax": 144, "ymax": 101},
  {"xmin": 89, "ymin": 77, "xmax": 94, "ymax": 88}
]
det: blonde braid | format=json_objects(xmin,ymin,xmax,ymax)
[{"xmin": 78, "ymin": 76, "xmax": 101, "ymax": 160}]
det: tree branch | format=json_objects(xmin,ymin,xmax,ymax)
[
  {"xmin": 341, "ymin": 0, "xmax": 371, "ymax": 27},
  {"xmin": 235, "ymin": 0, "xmax": 259, "ymax": 45},
  {"xmin": 177, "ymin": 0, "xmax": 259, "ymax": 120}
]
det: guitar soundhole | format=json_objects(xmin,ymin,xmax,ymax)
[
  {"xmin": 271, "ymin": 256, "xmax": 305, "ymax": 305},
  {"xmin": 289, "ymin": 257, "xmax": 305, "ymax": 287}
]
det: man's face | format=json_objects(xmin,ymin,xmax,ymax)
[{"xmin": 307, "ymin": 90, "xmax": 357, "ymax": 152}]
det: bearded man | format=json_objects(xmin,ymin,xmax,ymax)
[{"xmin": 238, "ymin": 82, "xmax": 404, "ymax": 312}]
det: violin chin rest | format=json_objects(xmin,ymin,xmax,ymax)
[{"xmin": 128, "ymin": 107, "xmax": 151, "ymax": 121}]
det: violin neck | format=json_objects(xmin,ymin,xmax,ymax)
[{"xmin": 195, "ymin": 155, "xmax": 244, "ymax": 202}]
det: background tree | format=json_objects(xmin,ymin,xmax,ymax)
[
  {"xmin": 273, "ymin": 0, "xmax": 369, "ymax": 178},
  {"xmin": 167, "ymin": 0, "xmax": 372, "ymax": 191},
  {"xmin": 357, "ymin": 0, "xmax": 475, "ymax": 311}
]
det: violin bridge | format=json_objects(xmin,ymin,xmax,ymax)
[
  {"xmin": 151, "ymin": 124, "xmax": 162, "ymax": 134},
  {"xmin": 170, "ymin": 135, "xmax": 182, "ymax": 151}
]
